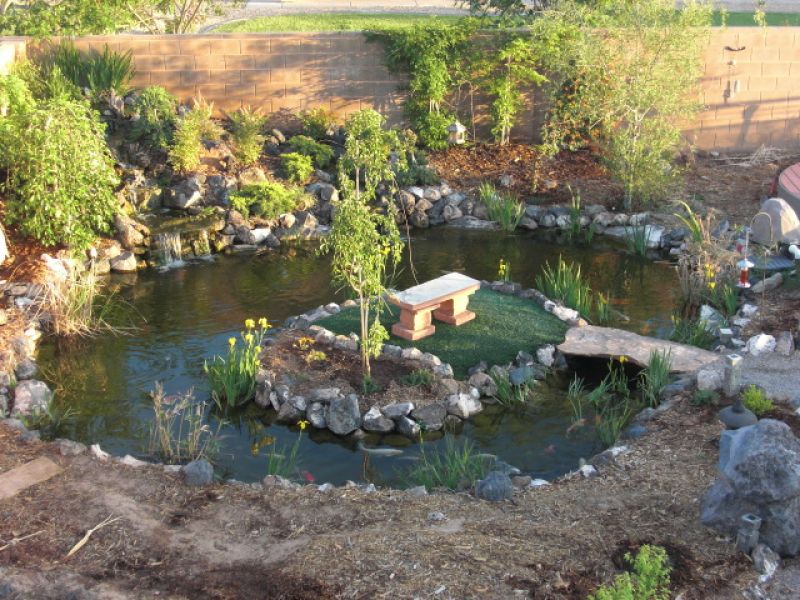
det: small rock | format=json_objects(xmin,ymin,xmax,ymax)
[
  {"xmin": 536, "ymin": 345, "xmax": 556, "ymax": 368},
  {"xmin": 750, "ymin": 273, "xmax": 783, "ymax": 295},
  {"xmin": 746, "ymin": 334, "xmax": 776, "ymax": 357},
  {"xmin": 468, "ymin": 372, "xmax": 497, "ymax": 398},
  {"xmin": 311, "ymin": 387, "xmax": 341, "ymax": 403},
  {"xmin": 362, "ymin": 406, "xmax": 395, "ymax": 433},
  {"xmin": 741, "ymin": 304, "xmax": 759, "ymax": 317},
  {"xmin": 307, "ymin": 402, "xmax": 327, "ymax": 429},
  {"xmin": 511, "ymin": 475, "xmax": 532, "ymax": 488},
  {"xmin": 410, "ymin": 403, "xmax": 447, "ymax": 431},
  {"xmin": 120, "ymin": 454, "xmax": 149, "ymax": 468},
  {"xmin": 90, "ymin": 443, "xmax": 110, "ymax": 460},
  {"xmin": 55, "ymin": 439, "xmax": 86, "ymax": 456},
  {"xmin": 395, "ymin": 415, "xmax": 420, "ymax": 437},
  {"xmin": 182, "ymin": 459, "xmax": 214, "ymax": 486},
  {"xmin": 446, "ymin": 393, "xmax": 483, "ymax": 418},
  {"xmin": 401, "ymin": 347, "xmax": 424, "ymax": 361},
  {"xmin": 382, "ymin": 402, "xmax": 414, "ymax": 419},
  {"xmin": 530, "ymin": 478, "xmax": 551, "ymax": 487},
  {"xmin": 109, "ymin": 251, "xmax": 138, "ymax": 273},
  {"xmin": 697, "ymin": 366, "xmax": 724, "ymax": 391},
  {"xmin": 12, "ymin": 380, "xmax": 53, "ymax": 416},
  {"xmin": 775, "ymin": 331, "xmax": 795, "ymax": 356},
  {"xmin": 407, "ymin": 485, "xmax": 428, "ymax": 497},
  {"xmin": 427, "ymin": 511, "xmax": 447, "ymax": 521},
  {"xmin": 14, "ymin": 359, "xmax": 37, "ymax": 381},
  {"xmin": 752, "ymin": 543, "xmax": 780, "ymax": 578},
  {"xmin": 276, "ymin": 401, "xmax": 303, "ymax": 424},
  {"xmin": 317, "ymin": 482, "xmax": 335, "ymax": 492},
  {"xmin": 474, "ymin": 471, "xmax": 514, "ymax": 502}
]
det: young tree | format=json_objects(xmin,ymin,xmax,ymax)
[
  {"xmin": 539, "ymin": 0, "xmax": 713, "ymax": 209},
  {"xmin": 125, "ymin": 1, "xmax": 245, "ymax": 34},
  {"xmin": 321, "ymin": 110, "xmax": 407, "ymax": 380}
]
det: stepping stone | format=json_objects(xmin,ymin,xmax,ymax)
[
  {"xmin": 557, "ymin": 325, "xmax": 722, "ymax": 373},
  {"xmin": 0, "ymin": 457, "xmax": 63, "ymax": 501}
]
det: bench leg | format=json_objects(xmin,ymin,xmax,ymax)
[
  {"xmin": 392, "ymin": 306, "xmax": 437, "ymax": 341},
  {"xmin": 433, "ymin": 293, "xmax": 475, "ymax": 326}
]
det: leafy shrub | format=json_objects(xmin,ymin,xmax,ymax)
[
  {"xmin": 589, "ymin": 544, "xmax": 671, "ymax": 600},
  {"xmin": 130, "ymin": 86, "xmax": 177, "ymax": 149},
  {"xmin": 400, "ymin": 369, "xmax": 434, "ymax": 387},
  {"xmin": 281, "ymin": 151, "xmax": 314, "ymax": 183},
  {"xmin": 300, "ymin": 107, "xmax": 337, "ymax": 140},
  {"xmin": 205, "ymin": 318, "xmax": 269, "ymax": 408},
  {"xmin": 0, "ymin": 97, "xmax": 119, "ymax": 249},
  {"xmin": 396, "ymin": 163, "xmax": 440, "ymax": 187},
  {"xmin": 228, "ymin": 106, "xmax": 266, "ymax": 165},
  {"xmin": 535, "ymin": 257, "xmax": 593, "ymax": 318},
  {"xmin": 0, "ymin": 72, "xmax": 34, "ymax": 117},
  {"xmin": 168, "ymin": 98, "xmax": 221, "ymax": 172},
  {"xmin": 691, "ymin": 389, "xmax": 719, "ymax": 407},
  {"xmin": 402, "ymin": 435, "xmax": 492, "ymax": 491},
  {"xmin": 149, "ymin": 383, "xmax": 221, "ymax": 463},
  {"xmin": 742, "ymin": 384, "xmax": 773, "ymax": 417},
  {"xmin": 288, "ymin": 134, "xmax": 334, "ymax": 169},
  {"xmin": 0, "ymin": 0, "xmax": 131, "ymax": 36},
  {"xmin": 229, "ymin": 182, "xmax": 312, "ymax": 219}
]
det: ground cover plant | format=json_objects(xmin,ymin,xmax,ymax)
[
  {"xmin": 229, "ymin": 182, "xmax": 312, "ymax": 219},
  {"xmin": 741, "ymin": 384, "xmax": 773, "ymax": 417},
  {"xmin": 589, "ymin": 543, "xmax": 672, "ymax": 600},
  {"xmin": 130, "ymin": 86, "xmax": 178, "ymax": 149},
  {"xmin": 281, "ymin": 152, "xmax": 314, "ymax": 183},
  {"xmin": 317, "ymin": 288, "xmax": 567, "ymax": 378}
]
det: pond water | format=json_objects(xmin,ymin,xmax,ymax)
[{"xmin": 38, "ymin": 228, "xmax": 678, "ymax": 486}]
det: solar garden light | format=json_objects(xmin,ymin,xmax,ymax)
[
  {"xmin": 735, "ymin": 513, "xmax": 762, "ymax": 554},
  {"xmin": 447, "ymin": 120, "xmax": 467, "ymax": 145},
  {"xmin": 719, "ymin": 354, "xmax": 757, "ymax": 429}
]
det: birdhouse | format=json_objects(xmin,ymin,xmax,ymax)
[{"xmin": 447, "ymin": 120, "xmax": 467, "ymax": 145}]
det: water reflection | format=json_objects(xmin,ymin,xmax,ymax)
[{"xmin": 38, "ymin": 228, "xmax": 677, "ymax": 484}]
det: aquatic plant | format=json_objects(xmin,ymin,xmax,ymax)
[
  {"xmin": 479, "ymin": 182, "xmax": 524, "ymax": 231},
  {"xmin": 674, "ymin": 200, "xmax": 708, "ymax": 243},
  {"xmin": 567, "ymin": 375, "xmax": 586, "ymax": 422},
  {"xmin": 490, "ymin": 369, "xmax": 535, "ymax": 406},
  {"xmin": 497, "ymin": 258, "xmax": 511, "ymax": 283},
  {"xmin": 625, "ymin": 225, "xmax": 650, "ymax": 257},
  {"xmin": 21, "ymin": 396, "xmax": 76, "ymax": 442},
  {"xmin": 264, "ymin": 420, "xmax": 308, "ymax": 479},
  {"xmin": 204, "ymin": 318, "xmax": 269, "ymax": 408},
  {"xmin": 638, "ymin": 349, "xmax": 672, "ymax": 408},
  {"xmin": 741, "ymin": 384, "xmax": 773, "ymax": 417},
  {"xmin": 148, "ymin": 383, "xmax": 221, "ymax": 463},
  {"xmin": 535, "ymin": 257, "xmax": 592, "ymax": 318},
  {"xmin": 668, "ymin": 313, "xmax": 715, "ymax": 349},
  {"xmin": 595, "ymin": 292, "xmax": 611, "ymax": 324},
  {"xmin": 589, "ymin": 544, "xmax": 671, "ymax": 600},
  {"xmin": 402, "ymin": 435, "xmax": 492, "ymax": 491}
]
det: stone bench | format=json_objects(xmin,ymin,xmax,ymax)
[{"xmin": 389, "ymin": 273, "xmax": 481, "ymax": 341}]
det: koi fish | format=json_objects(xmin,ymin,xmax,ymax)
[
  {"xmin": 543, "ymin": 444, "xmax": 556, "ymax": 455},
  {"xmin": 302, "ymin": 471, "xmax": 315, "ymax": 483},
  {"xmin": 356, "ymin": 441, "xmax": 404, "ymax": 457}
]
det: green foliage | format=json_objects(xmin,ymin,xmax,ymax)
[
  {"xmin": 478, "ymin": 182, "xmax": 524, "ymax": 231},
  {"xmin": 638, "ymin": 350, "xmax": 672, "ymax": 408},
  {"xmin": 402, "ymin": 435, "xmax": 493, "ymax": 491},
  {"xmin": 264, "ymin": 424, "xmax": 307, "ymax": 479},
  {"xmin": 0, "ymin": 95, "xmax": 119, "ymax": 249},
  {"xmin": 589, "ymin": 544, "xmax": 671, "ymax": 600},
  {"xmin": 0, "ymin": 71, "xmax": 34, "ymax": 116},
  {"xmin": 691, "ymin": 389, "xmax": 719, "ymax": 407},
  {"xmin": 595, "ymin": 292, "xmax": 611, "ymax": 324},
  {"xmin": 490, "ymin": 369, "xmax": 536, "ymax": 406},
  {"xmin": 130, "ymin": 86, "xmax": 177, "ymax": 149},
  {"xmin": 400, "ymin": 369, "xmax": 434, "ymax": 387},
  {"xmin": 540, "ymin": 0, "xmax": 713, "ymax": 209},
  {"xmin": 669, "ymin": 313, "xmax": 715, "ymax": 349},
  {"xmin": 168, "ymin": 98, "xmax": 221, "ymax": 173},
  {"xmin": 535, "ymin": 257, "xmax": 592, "ymax": 318},
  {"xmin": 0, "ymin": 0, "xmax": 133, "ymax": 36},
  {"xmin": 124, "ymin": 0, "xmax": 246, "ymax": 34},
  {"xmin": 395, "ymin": 162, "xmax": 440, "ymax": 187},
  {"xmin": 281, "ymin": 152, "xmax": 314, "ymax": 183},
  {"xmin": 204, "ymin": 318, "xmax": 269, "ymax": 408},
  {"xmin": 674, "ymin": 200, "xmax": 708, "ymax": 243},
  {"xmin": 742, "ymin": 384, "xmax": 773, "ymax": 417},
  {"xmin": 43, "ymin": 265, "xmax": 119, "ymax": 338},
  {"xmin": 486, "ymin": 35, "xmax": 547, "ymax": 145},
  {"xmin": 228, "ymin": 106, "xmax": 266, "ymax": 166},
  {"xmin": 300, "ymin": 107, "xmax": 337, "ymax": 140},
  {"xmin": 497, "ymin": 258, "xmax": 511, "ymax": 282},
  {"xmin": 49, "ymin": 41, "xmax": 135, "ymax": 99},
  {"xmin": 148, "ymin": 383, "xmax": 221, "ymax": 463},
  {"xmin": 321, "ymin": 109, "xmax": 406, "ymax": 377},
  {"xmin": 229, "ymin": 181, "xmax": 311, "ymax": 220},
  {"xmin": 377, "ymin": 21, "xmax": 477, "ymax": 150},
  {"xmin": 288, "ymin": 135, "xmax": 334, "ymax": 169},
  {"xmin": 20, "ymin": 396, "xmax": 76, "ymax": 441}
]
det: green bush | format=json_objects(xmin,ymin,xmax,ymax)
[
  {"xmin": 288, "ymin": 135, "xmax": 334, "ymax": 169},
  {"xmin": 130, "ymin": 86, "xmax": 177, "ymax": 149},
  {"xmin": 0, "ymin": 72, "xmax": 34, "ymax": 116},
  {"xmin": 742, "ymin": 384, "xmax": 773, "ymax": 417},
  {"xmin": 589, "ymin": 544, "xmax": 671, "ymax": 600},
  {"xmin": 228, "ymin": 106, "xmax": 266, "ymax": 165},
  {"xmin": 0, "ymin": 0, "xmax": 132, "ymax": 36},
  {"xmin": 281, "ymin": 152, "xmax": 314, "ymax": 183},
  {"xmin": 300, "ymin": 107, "xmax": 337, "ymax": 140},
  {"xmin": 0, "ymin": 96, "xmax": 119, "ymax": 249},
  {"xmin": 168, "ymin": 99, "xmax": 221, "ymax": 173},
  {"xmin": 229, "ymin": 182, "xmax": 312, "ymax": 219}
]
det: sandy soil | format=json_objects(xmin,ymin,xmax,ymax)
[{"xmin": 2, "ymin": 396, "xmax": 798, "ymax": 599}]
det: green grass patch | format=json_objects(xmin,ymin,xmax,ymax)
[
  {"xmin": 215, "ymin": 13, "xmax": 463, "ymax": 33},
  {"xmin": 717, "ymin": 12, "xmax": 800, "ymax": 27},
  {"xmin": 316, "ymin": 288, "xmax": 568, "ymax": 378}
]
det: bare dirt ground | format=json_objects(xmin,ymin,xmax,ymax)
[{"xmin": 2, "ymin": 396, "xmax": 798, "ymax": 599}]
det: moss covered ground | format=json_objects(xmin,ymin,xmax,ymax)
[{"xmin": 316, "ymin": 288, "xmax": 568, "ymax": 378}]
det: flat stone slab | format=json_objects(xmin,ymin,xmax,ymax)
[
  {"xmin": 390, "ymin": 272, "xmax": 480, "ymax": 310},
  {"xmin": 558, "ymin": 325, "xmax": 722, "ymax": 373},
  {"xmin": 0, "ymin": 457, "xmax": 63, "ymax": 501}
]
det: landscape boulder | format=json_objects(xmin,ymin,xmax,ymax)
[
  {"xmin": 362, "ymin": 406, "xmax": 394, "ymax": 433},
  {"xmin": 410, "ymin": 403, "xmax": 447, "ymax": 431},
  {"xmin": 327, "ymin": 394, "xmax": 362, "ymax": 435},
  {"xmin": 700, "ymin": 419, "xmax": 800, "ymax": 556},
  {"xmin": 182, "ymin": 459, "xmax": 214, "ymax": 487},
  {"xmin": 751, "ymin": 198, "xmax": 800, "ymax": 245},
  {"xmin": 474, "ymin": 471, "xmax": 514, "ymax": 502},
  {"xmin": 12, "ymin": 380, "xmax": 53, "ymax": 416}
]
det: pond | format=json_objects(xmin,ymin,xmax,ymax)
[{"xmin": 38, "ymin": 228, "xmax": 678, "ymax": 486}]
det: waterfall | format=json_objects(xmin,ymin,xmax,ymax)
[{"xmin": 154, "ymin": 231, "xmax": 185, "ymax": 269}]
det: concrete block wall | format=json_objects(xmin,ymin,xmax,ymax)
[
  {"xmin": 4, "ymin": 28, "xmax": 800, "ymax": 152},
  {"xmin": 0, "ymin": 37, "xmax": 26, "ymax": 75}
]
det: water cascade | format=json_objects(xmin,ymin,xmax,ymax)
[{"xmin": 153, "ymin": 231, "xmax": 185, "ymax": 269}]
